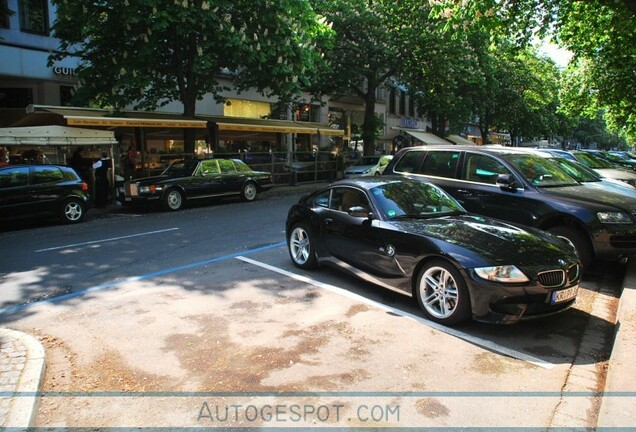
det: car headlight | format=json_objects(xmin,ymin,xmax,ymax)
[
  {"xmin": 139, "ymin": 185, "xmax": 163, "ymax": 194},
  {"xmin": 474, "ymin": 265, "xmax": 529, "ymax": 283},
  {"xmin": 597, "ymin": 211, "xmax": 632, "ymax": 224}
]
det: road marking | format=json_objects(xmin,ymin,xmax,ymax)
[
  {"xmin": 0, "ymin": 242, "xmax": 286, "ymax": 316},
  {"xmin": 35, "ymin": 228, "xmax": 181, "ymax": 252},
  {"xmin": 236, "ymin": 255, "xmax": 556, "ymax": 370}
]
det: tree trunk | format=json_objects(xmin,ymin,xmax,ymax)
[{"xmin": 362, "ymin": 91, "xmax": 377, "ymax": 156}]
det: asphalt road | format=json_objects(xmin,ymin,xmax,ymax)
[{"xmin": 0, "ymin": 192, "xmax": 624, "ymax": 428}]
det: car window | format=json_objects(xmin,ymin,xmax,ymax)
[
  {"xmin": 233, "ymin": 160, "xmax": 253, "ymax": 173},
  {"xmin": 393, "ymin": 150, "xmax": 425, "ymax": 174},
  {"xmin": 463, "ymin": 153, "xmax": 512, "ymax": 184},
  {"xmin": 200, "ymin": 159, "xmax": 220, "ymax": 175},
  {"xmin": 0, "ymin": 167, "xmax": 29, "ymax": 188},
  {"xmin": 32, "ymin": 166, "xmax": 64, "ymax": 184},
  {"xmin": 501, "ymin": 153, "xmax": 579, "ymax": 186},
  {"xmin": 313, "ymin": 190, "xmax": 330, "ymax": 208},
  {"xmin": 418, "ymin": 151, "xmax": 459, "ymax": 178},
  {"xmin": 330, "ymin": 187, "xmax": 369, "ymax": 212},
  {"xmin": 218, "ymin": 159, "xmax": 234, "ymax": 174}
]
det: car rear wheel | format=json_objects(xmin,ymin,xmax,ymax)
[
  {"xmin": 241, "ymin": 182, "xmax": 257, "ymax": 202},
  {"xmin": 415, "ymin": 260, "xmax": 471, "ymax": 325},
  {"xmin": 163, "ymin": 189, "xmax": 184, "ymax": 211},
  {"xmin": 288, "ymin": 224, "xmax": 317, "ymax": 269},
  {"xmin": 548, "ymin": 226, "xmax": 593, "ymax": 268},
  {"xmin": 60, "ymin": 198, "xmax": 85, "ymax": 224}
]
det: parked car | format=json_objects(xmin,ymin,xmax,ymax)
[
  {"xmin": 344, "ymin": 155, "xmax": 383, "ymax": 178},
  {"xmin": 535, "ymin": 153, "xmax": 636, "ymax": 197},
  {"xmin": 0, "ymin": 164, "xmax": 90, "ymax": 224},
  {"xmin": 121, "ymin": 158, "xmax": 273, "ymax": 211},
  {"xmin": 585, "ymin": 149, "xmax": 636, "ymax": 171},
  {"xmin": 286, "ymin": 177, "xmax": 580, "ymax": 325},
  {"xmin": 383, "ymin": 145, "xmax": 636, "ymax": 267},
  {"xmin": 364, "ymin": 155, "xmax": 393, "ymax": 176},
  {"xmin": 565, "ymin": 150, "xmax": 636, "ymax": 187}
]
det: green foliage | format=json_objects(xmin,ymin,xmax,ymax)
[{"xmin": 50, "ymin": 0, "xmax": 333, "ymax": 115}]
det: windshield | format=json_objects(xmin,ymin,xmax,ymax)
[
  {"xmin": 501, "ymin": 153, "xmax": 579, "ymax": 187},
  {"xmin": 162, "ymin": 160, "xmax": 198, "ymax": 177},
  {"xmin": 370, "ymin": 181, "xmax": 465, "ymax": 220},
  {"xmin": 573, "ymin": 152, "xmax": 614, "ymax": 169},
  {"xmin": 549, "ymin": 158, "xmax": 600, "ymax": 183},
  {"xmin": 355, "ymin": 156, "xmax": 381, "ymax": 166}
]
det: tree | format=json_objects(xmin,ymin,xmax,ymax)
[
  {"xmin": 429, "ymin": 0, "xmax": 636, "ymax": 143},
  {"xmin": 309, "ymin": 0, "xmax": 419, "ymax": 156},
  {"xmin": 50, "ymin": 0, "xmax": 333, "ymax": 154}
]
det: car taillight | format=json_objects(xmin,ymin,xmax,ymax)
[{"xmin": 81, "ymin": 182, "xmax": 88, "ymax": 191}]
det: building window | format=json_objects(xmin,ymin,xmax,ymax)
[
  {"xmin": 1, "ymin": 0, "xmax": 10, "ymax": 29},
  {"xmin": 60, "ymin": 86, "xmax": 75, "ymax": 106},
  {"xmin": 408, "ymin": 97, "xmax": 415, "ymax": 117},
  {"xmin": 399, "ymin": 92, "xmax": 406, "ymax": 116},
  {"xmin": 389, "ymin": 88, "xmax": 396, "ymax": 115},
  {"xmin": 19, "ymin": 0, "xmax": 48, "ymax": 34},
  {"xmin": 0, "ymin": 88, "xmax": 33, "ymax": 108}
]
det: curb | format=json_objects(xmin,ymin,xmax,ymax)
[
  {"xmin": 0, "ymin": 328, "xmax": 46, "ymax": 429},
  {"xmin": 596, "ymin": 258, "xmax": 636, "ymax": 427}
]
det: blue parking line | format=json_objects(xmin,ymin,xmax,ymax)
[{"xmin": 0, "ymin": 241, "xmax": 286, "ymax": 316}]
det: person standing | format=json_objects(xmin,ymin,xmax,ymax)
[
  {"xmin": 123, "ymin": 146, "xmax": 137, "ymax": 180},
  {"xmin": 93, "ymin": 152, "xmax": 112, "ymax": 208}
]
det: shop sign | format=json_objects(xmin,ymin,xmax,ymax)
[
  {"xmin": 400, "ymin": 118, "xmax": 418, "ymax": 128},
  {"xmin": 52, "ymin": 66, "xmax": 77, "ymax": 76}
]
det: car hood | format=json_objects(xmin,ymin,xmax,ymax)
[
  {"xmin": 542, "ymin": 184, "xmax": 636, "ymax": 211},
  {"xmin": 595, "ymin": 168, "xmax": 636, "ymax": 180},
  {"xmin": 132, "ymin": 175, "xmax": 175, "ymax": 185},
  {"xmin": 391, "ymin": 214, "xmax": 576, "ymax": 267}
]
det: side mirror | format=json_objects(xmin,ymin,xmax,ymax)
[
  {"xmin": 496, "ymin": 173, "xmax": 518, "ymax": 191},
  {"xmin": 348, "ymin": 206, "xmax": 372, "ymax": 219}
]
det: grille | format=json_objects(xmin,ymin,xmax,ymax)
[
  {"xmin": 567, "ymin": 264, "xmax": 580, "ymax": 284},
  {"xmin": 537, "ymin": 269, "xmax": 565, "ymax": 288}
]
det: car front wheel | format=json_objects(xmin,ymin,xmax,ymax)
[
  {"xmin": 415, "ymin": 260, "xmax": 471, "ymax": 325},
  {"xmin": 60, "ymin": 198, "xmax": 85, "ymax": 223},
  {"xmin": 241, "ymin": 182, "xmax": 257, "ymax": 202},
  {"xmin": 163, "ymin": 189, "xmax": 184, "ymax": 211},
  {"xmin": 288, "ymin": 224, "xmax": 317, "ymax": 269}
]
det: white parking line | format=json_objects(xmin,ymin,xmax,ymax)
[
  {"xmin": 236, "ymin": 255, "xmax": 556, "ymax": 370},
  {"xmin": 35, "ymin": 228, "xmax": 180, "ymax": 253}
]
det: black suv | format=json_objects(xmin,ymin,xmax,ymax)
[
  {"xmin": 0, "ymin": 164, "xmax": 90, "ymax": 224},
  {"xmin": 383, "ymin": 145, "xmax": 636, "ymax": 267}
]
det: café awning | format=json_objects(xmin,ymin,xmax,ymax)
[
  {"xmin": 0, "ymin": 125, "xmax": 117, "ymax": 146},
  {"xmin": 203, "ymin": 115, "xmax": 344, "ymax": 136},
  {"xmin": 446, "ymin": 134, "xmax": 476, "ymax": 145},
  {"xmin": 404, "ymin": 130, "xmax": 449, "ymax": 145}
]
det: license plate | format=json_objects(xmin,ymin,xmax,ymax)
[{"xmin": 551, "ymin": 286, "xmax": 578, "ymax": 304}]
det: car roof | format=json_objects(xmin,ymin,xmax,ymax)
[
  {"xmin": 330, "ymin": 176, "xmax": 427, "ymax": 191},
  {"xmin": 397, "ymin": 144, "xmax": 539, "ymax": 155}
]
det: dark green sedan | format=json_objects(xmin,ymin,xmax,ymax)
[{"xmin": 122, "ymin": 158, "xmax": 273, "ymax": 211}]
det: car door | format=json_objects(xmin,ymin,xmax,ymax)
[
  {"xmin": 196, "ymin": 159, "xmax": 223, "ymax": 197},
  {"xmin": 218, "ymin": 159, "xmax": 244, "ymax": 195},
  {"xmin": 30, "ymin": 165, "xmax": 66, "ymax": 212},
  {"xmin": 321, "ymin": 186, "xmax": 382, "ymax": 273},
  {"xmin": 0, "ymin": 166, "xmax": 31, "ymax": 218}
]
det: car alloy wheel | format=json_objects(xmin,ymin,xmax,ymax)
[
  {"xmin": 241, "ymin": 182, "xmax": 257, "ymax": 201},
  {"xmin": 62, "ymin": 198, "xmax": 84, "ymax": 223},
  {"xmin": 164, "ymin": 189, "xmax": 184, "ymax": 211},
  {"xmin": 415, "ymin": 260, "xmax": 470, "ymax": 325},
  {"xmin": 288, "ymin": 224, "xmax": 317, "ymax": 269}
]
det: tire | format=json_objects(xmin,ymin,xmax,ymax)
[
  {"xmin": 163, "ymin": 189, "xmax": 184, "ymax": 211},
  {"xmin": 415, "ymin": 259, "xmax": 471, "ymax": 325},
  {"xmin": 241, "ymin": 182, "xmax": 258, "ymax": 202},
  {"xmin": 548, "ymin": 226, "xmax": 593, "ymax": 268},
  {"xmin": 60, "ymin": 198, "xmax": 85, "ymax": 224},
  {"xmin": 288, "ymin": 223, "xmax": 317, "ymax": 269}
]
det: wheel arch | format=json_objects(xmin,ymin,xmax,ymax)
[{"xmin": 538, "ymin": 213, "xmax": 595, "ymax": 256}]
